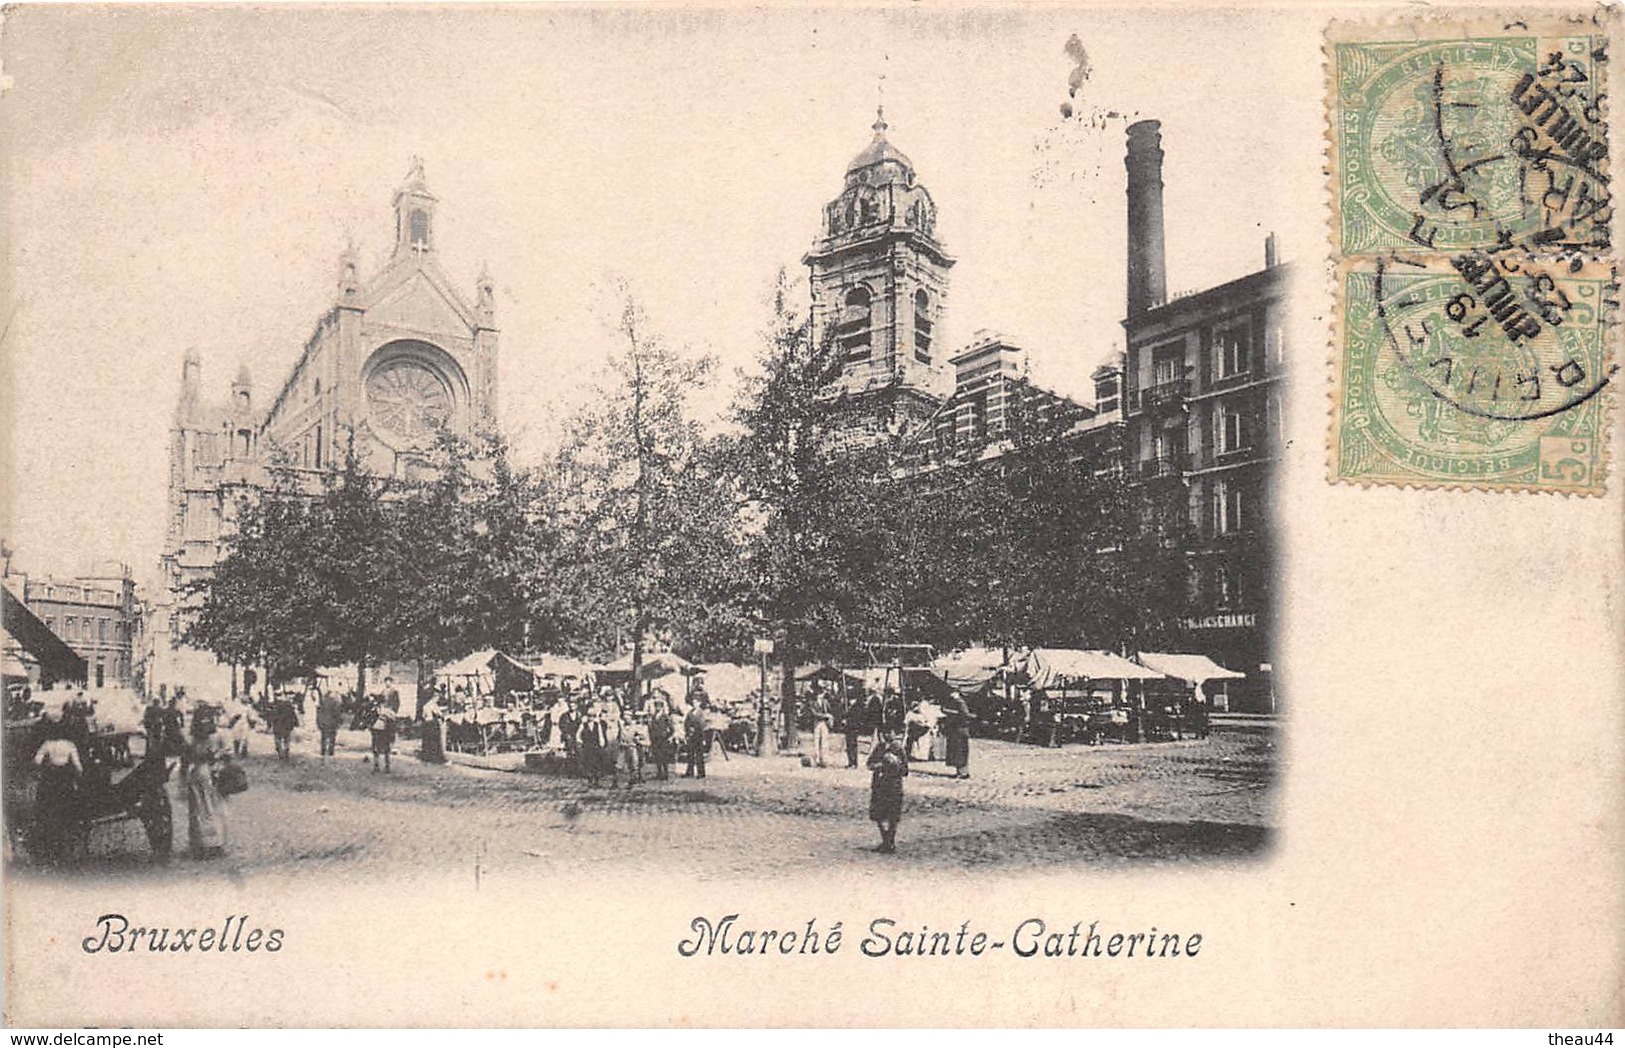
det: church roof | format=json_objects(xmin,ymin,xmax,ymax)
[{"xmin": 847, "ymin": 107, "xmax": 914, "ymax": 180}]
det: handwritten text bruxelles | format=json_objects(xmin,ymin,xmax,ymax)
[{"xmin": 677, "ymin": 914, "xmax": 1202, "ymax": 960}]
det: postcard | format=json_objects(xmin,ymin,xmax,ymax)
[{"xmin": 2, "ymin": 2, "xmax": 1620, "ymax": 1028}]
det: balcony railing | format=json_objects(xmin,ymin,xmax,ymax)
[
  {"xmin": 1138, "ymin": 378, "xmax": 1190, "ymax": 412},
  {"xmin": 1138, "ymin": 451, "xmax": 1188, "ymax": 480}
]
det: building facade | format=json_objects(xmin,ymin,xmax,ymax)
[
  {"xmin": 1121, "ymin": 119, "xmax": 1287, "ymax": 712},
  {"xmin": 19, "ymin": 566, "xmax": 143, "ymax": 689},
  {"xmin": 152, "ymin": 159, "xmax": 500, "ymax": 695}
]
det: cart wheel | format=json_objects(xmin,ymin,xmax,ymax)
[{"xmin": 140, "ymin": 788, "xmax": 173, "ymax": 860}]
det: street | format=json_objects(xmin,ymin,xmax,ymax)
[{"xmin": 26, "ymin": 722, "xmax": 1277, "ymax": 882}]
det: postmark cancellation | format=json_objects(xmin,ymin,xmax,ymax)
[{"xmin": 1328, "ymin": 10, "xmax": 1618, "ymax": 493}]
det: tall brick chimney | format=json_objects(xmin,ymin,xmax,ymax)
[{"xmin": 1125, "ymin": 119, "xmax": 1168, "ymax": 317}]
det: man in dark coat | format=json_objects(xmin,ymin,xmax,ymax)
[{"xmin": 843, "ymin": 687, "xmax": 866, "ymax": 768}]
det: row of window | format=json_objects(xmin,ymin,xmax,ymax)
[
  {"xmin": 1147, "ymin": 319, "xmax": 1285, "ymax": 390},
  {"xmin": 43, "ymin": 614, "xmax": 130, "ymax": 645},
  {"xmin": 838, "ymin": 286, "xmax": 935, "ymax": 365}
]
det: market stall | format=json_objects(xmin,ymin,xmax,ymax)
[
  {"xmin": 1135, "ymin": 652, "xmax": 1245, "ymax": 731},
  {"xmin": 1013, "ymin": 648, "xmax": 1168, "ymax": 745}
]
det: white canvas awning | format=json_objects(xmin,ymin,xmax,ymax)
[
  {"xmin": 597, "ymin": 651, "xmax": 694, "ymax": 679},
  {"xmin": 689, "ymin": 663, "xmax": 763, "ymax": 704},
  {"xmin": 1135, "ymin": 652, "xmax": 1246, "ymax": 684},
  {"xmin": 523, "ymin": 653, "xmax": 599, "ymax": 680},
  {"xmin": 1020, "ymin": 648, "xmax": 1167, "ymax": 688},
  {"xmin": 933, "ymin": 647, "xmax": 1011, "ymax": 690}
]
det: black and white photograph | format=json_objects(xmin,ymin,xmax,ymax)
[{"xmin": 1, "ymin": 2, "xmax": 1619, "ymax": 1030}]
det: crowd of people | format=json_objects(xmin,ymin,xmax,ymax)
[{"xmin": 16, "ymin": 662, "xmax": 1199, "ymax": 865}]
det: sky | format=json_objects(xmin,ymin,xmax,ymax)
[{"xmin": 0, "ymin": 5, "xmax": 1319, "ymax": 586}]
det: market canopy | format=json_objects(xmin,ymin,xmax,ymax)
[
  {"xmin": 2, "ymin": 587, "xmax": 86, "ymax": 686},
  {"xmin": 435, "ymin": 650, "xmax": 538, "ymax": 694},
  {"xmin": 1135, "ymin": 652, "xmax": 1246, "ymax": 684},
  {"xmin": 522, "ymin": 652, "xmax": 599, "ymax": 680},
  {"xmin": 596, "ymin": 651, "xmax": 694, "ymax": 680},
  {"xmin": 933, "ymin": 647, "xmax": 1011, "ymax": 691},
  {"xmin": 689, "ymin": 663, "xmax": 762, "ymax": 704},
  {"xmin": 1019, "ymin": 648, "xmax": 1167, "ymax": 688}
]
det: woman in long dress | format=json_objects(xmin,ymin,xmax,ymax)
[
  {"xmin": 943, "ymin": 693, "xmax": 972, "ymax": 779},
  {"xmin": 31, "ymin": 723, "xmax": 85, "ymax": 865},
  {"xmin": 185, "ymin": 725, "xmax": 228, "ymax": 859}
]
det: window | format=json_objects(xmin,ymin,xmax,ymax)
[
  {"xmin": 1210, "ymin": 479, "xmax": 1246, "ymax": 535},
  {"xmin": 1265, "ymin": 389, "xmax": 1283, "ymax": 443},
  {"xmin": 969, "ymin": 391, "xmax": 990, "ymax": 442},
  {"xmin": 1214, "ymin": 402, "xmax": 1254, "ymax": 455},
  {"xmin": 238, "ymin": 429, "xmax": 251, "ymax": 458},
  {"xmin": 410, "ymin": 209, "xmax": 430, "ymax": 247},
  {"xmin": 1216, "ymin": 323, "xmax": 1253, "ymax": 379},
  {"xmin": 1153, "ymin": 349, "xmax": 1181, "ymax": 386},
  {"xmin": 838, "ymin": 286, "xmax": 872, "ymax": 361},
  {"xmin": 913, "ymin": 289, "xmax": 933, "ymax": 363},
  {"xmin": 1215, "ymin": 565, "xmax": 1240, "ymax": 609},
  {"xmin": 315, "ymin": 424, "xmax": 324, "ymax": 469},
  {"xmin": 1266, "ymin": 323, "xmax": 1285, "ymax": 368}
]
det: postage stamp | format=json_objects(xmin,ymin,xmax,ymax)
[{"xmin": 1328, "ymin": 10, "xmax": 1619, "ymax": 493}]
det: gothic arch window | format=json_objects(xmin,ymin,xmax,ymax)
[
  {"xmin": 913, "ymin": 289, "xmax": 933, "ymax": 363},
  {"xmin": 839, "ymin": 286, "xmax": 872, "ymax": 362}
]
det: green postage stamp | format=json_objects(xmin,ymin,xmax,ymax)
[{"xmin": 1328, "ymin": 10, "xmax": 1617, "ymax": 493}]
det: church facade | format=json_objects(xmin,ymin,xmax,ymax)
[{"xmin": 150, "ymin": 160, "xmax": 499, "ymax": 695}]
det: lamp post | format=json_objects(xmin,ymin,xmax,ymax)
[{"xmin": 753, "ymin": 637, "xmax": 775, "ymax": 756}]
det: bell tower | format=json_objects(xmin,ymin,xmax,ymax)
[
  {"xmin": 804, "ymin": 108, "xmax": 953, "ymax": 446},
  {"xmin": 393, "ymin": 155, "xmax": 438, "ymax": 260}
]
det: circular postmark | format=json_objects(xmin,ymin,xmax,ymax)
[{"xmin": 1372, "ymin": 253, "xmax": 1615, "ymax": 423}]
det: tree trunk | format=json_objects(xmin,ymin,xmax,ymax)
[{"xmin": 355, "ymin": 657, "xmax": 368, "ymax": 709}]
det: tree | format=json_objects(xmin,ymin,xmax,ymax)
[
  {"xmin": 721, "ymin": 271, "xmax": 906, "ymax": 746},
  {"xmin": 553, "ymin": 292, "xmax": 728, "ymax": 688},
  {"xmin": 184, "ymin": 478, "xmax": 332, "ymax": 692}
]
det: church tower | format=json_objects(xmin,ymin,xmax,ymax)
[{"xmin": 804, "ymin": 108, "xmax": 953, "ymax": 447}]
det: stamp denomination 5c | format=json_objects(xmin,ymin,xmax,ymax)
[{"xmin": 1328, "ymin": 10, "xmax": 1618, "ymax": 493}]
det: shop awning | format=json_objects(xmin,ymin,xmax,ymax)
[
  {"xmin": 1135, "ymin": 652, "xmax": 1246, "ymax": 684},
  {"xmin": 2, "ymin": 586, "xmax": 86, "ymax": 685},
  {"xmin": 1019, "ymin": 648, "xmax": 1167, "ymax": 688}
]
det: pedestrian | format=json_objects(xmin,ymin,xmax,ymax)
[
  {"xmin": 370, "ymin": 694, "xmax": 398, "ymax": 773},
  {"xmin": 648, "ymin": 697, "xmax": 677, "ymax": 781},
  {"xmin": 268, "ymin": 692, "xmax": 298, "ymax": 760},
  {"xmin": 578, "ymin": 706, "xmax": 606, "ymax": 787},
  {"xmin": 142, "ymin": 697, "xmax": 166, "ymax": 758},
  {"xmin": 419, "ymin": 690, "xmax": 446, "ymax": 764},
  {"xmin": 316, "ymin": 686, "xmax": 342, "ymax": 759},
  {"xmin": 866, "ymin": 727, "xmax": 908, "ymax": 854},
  {"xmin": 184, "ymin": 715, "xmax": 229, "ymax": 859},
  {"xmin": 843, "ymin": 687, "xmax": 865, "ymax": 768},
  {"xmin": 863, "ymin": 688, "xmax": 884, "ymax": 747},
  {"xmin": 162, "ymin": 697, "xmax": 187, "ymax": 759},
  {"xmin": 559, "ymin": 701, "xmax": 580, "ymax": 761},
  {"xmin": 31, "ymin": 720, "xmax": 85, "ymax": 865},
  {"xmin": 943, "ymin": 691, "xmax": 972, "ymax": 779},
  {"xmin": 683, "ymin": 700, "xmax": 709, "ymax": 779},
  {"xmin": 808, "ymin": 684, "xmax": 834, "ymax": 768}
]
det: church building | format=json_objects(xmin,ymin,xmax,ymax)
[{"xmin": 151, "ymin": 159, "xmax": 500, "ymax": 695}]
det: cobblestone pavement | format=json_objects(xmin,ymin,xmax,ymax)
[{"xmin": 28, "ymin": 722, "xmax": 1277, "ymax": 882}]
